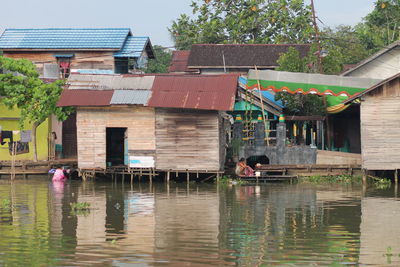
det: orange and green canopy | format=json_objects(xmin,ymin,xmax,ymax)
[{"xmin": 246, "ymin": 70, "xmax": 381, "ymax": 114}]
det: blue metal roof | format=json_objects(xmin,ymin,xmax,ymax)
[
  {"xmin": 114, "ymin": 36, "xmax": 149, "ymax": 58},
  {"xmin": 0, "ymin": 28, "xmax": 131, "ymax": 50},
  {"xmin": 239, "ymin": 76, "xmax": 284, "ymax": 108}
]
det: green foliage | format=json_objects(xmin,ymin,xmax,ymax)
[
  {"xmin": 218, "ymin": 175, "xmax": 248, "ymax": 185},
  {"xmin": 0, "ymin": 199, "xmax": 11, "ymax": 210},
  {"xmin": 70, "ymin": 202, "xmax": 91, "ymax": 216},
  {"xmin": 169, "ymin": 0, "xmax": 313, "ymax": 50},
  {"xmin": 320, "ymin": 25, "xmax": 369, "ymax": 65},
  {"xmin": 369, "ymin": 176, "xmax": 392, "ymax": 189},
  {"xmin": 144, "ymin": 45, "xmax": 172, "ymax": 73},
  {"xmin": 355, "ymin": 0, "xmax": 400, "ymax": 52},
  {"xmin": 0, "ymin": 56, "xmax": 73, "ymax": 160},
  {"xmin": 299, "ymin": 174, "xmax": 362, "ymax": 184},
  {"xmin": 276, "ymin": 46, "xmax": 310, "ymax": 73},
  {"xmin": 275, "ymin": 46, "xmax": 325, "ymax": 116}
]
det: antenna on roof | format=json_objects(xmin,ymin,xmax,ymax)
[{"xmin": 222, "ymin": 51, "xmax": 227, "ymax": 73}]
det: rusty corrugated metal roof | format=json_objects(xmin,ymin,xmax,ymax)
[
  {"xmin": 148, "ymin": 74, "xmax": 239, "ymax": 111},
  {"xmin": 57, "ymin": 89, "xmax": 113, "ymax": 107},
  {"xmin": 168, "ymin": 50, "xmax": 198, "ymax": 73}
]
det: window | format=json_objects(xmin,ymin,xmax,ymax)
[{"xmin": 54, "ymin": 54, "xmax": 74, "ymax": 78}]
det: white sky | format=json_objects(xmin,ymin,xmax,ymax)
[{"xmin": 0, "ymin": 0, "xmax": 375, "ymax": 47}]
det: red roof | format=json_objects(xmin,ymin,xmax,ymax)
[
  {"xmin": 148, "ymin": 74, "xmax": 239, "ymax": 111},
  {"xmin": 168, "ymin": 50, "xmax": 198, "ymax": 73},
  {"xmin": 57, "ymin": 89, "xmax": 113, "ymax": 107}
]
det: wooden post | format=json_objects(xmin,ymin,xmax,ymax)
[
  {"xmin": 255, "ymin": 65, "xmax": 269, "ymax": 146},
  {"xmin": 395, "ymin": 169, "xmax": 398, "ymax": 184},
  {"xmin": 186, "ymin": 170, "xmax": 189, "ymax": 183},
  {"xmin": 362, "ymin": 169, "xmax": 367, "ymax": 185},
  {"xmin": 167, "ymin": 171, "xmax": 170, "ymax": 183}
]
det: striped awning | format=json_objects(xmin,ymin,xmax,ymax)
[{"xmin": 247, "ymin": 70, "xmax": 382, "ymax": 114}]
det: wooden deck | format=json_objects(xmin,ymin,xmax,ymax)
[
  {"xmin": 0, "ymin": 159, "xmax": 77, "ymax": 178},
  {"xmin": 241, "ymin": 163, "xmax": 362, "ymax": 182}
]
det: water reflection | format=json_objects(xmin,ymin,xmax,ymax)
[
  {"xmin": 360, "ymin": 192, "xmax": 400, "ymax": 266},
  {"xmin": 0, "ymin": 179, "xmax": 399, "ymax": 266}
]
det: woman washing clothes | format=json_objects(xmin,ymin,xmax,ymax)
[{"xmin": 235, "ymin": 158, "xmax": 254, "ymax": 177}]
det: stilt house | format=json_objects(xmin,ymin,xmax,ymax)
[
  {"xmin": 57, "ymin": 73, "xmax": 239, "ymax": 173},
  {"xmin": 344, "ymin": 73, "xmax": 400, "ymax": 171},
  {"xmin": 148, "ymin": 74, "xmax": 239, "ymax": 172},
  {"xmin": 58, "ymin": 74, "xmax": 156, "ymax": 169}
]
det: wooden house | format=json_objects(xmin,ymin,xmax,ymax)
[
  {"xmin": 57, "ymin": 73, "xmax": 239, "ymax": 174},
  {"xmin": 342, "ymin": 41, "xmax": 400, "ymax": 80},
  {"xmin": 0, "ymin": 28, "xmax": 155, "ymax": 160},
  {"xmin": 57, "ymin": 74, "xmax": 155, "ymax": 169},
  {"xmin": 0, "ymin": 28, "xmax": 154, "ymax": 77},
  {"xmin": 148, "ymin": 74, "xmax": 239, "ymax": 172},
  {"xmin": 344, "ymin": 73, "xmax": 400, "ymax": 172}
]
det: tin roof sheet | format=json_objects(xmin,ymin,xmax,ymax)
[
  {"xmin": 110, "ymin": 90, "xmax": 151, "ymax": 105},
  {"xmin": 67, "ymin": 74, "xmax": 155, "ymax": 90},
  {"xmin": 114, "ymin": 36, "xmax": 149, "ymax": 58},
  {"xmin": 0, "ymin": 28, "xmax": 130, "ymax": 50},
  {"xmin": 57, "ymin": 89, "xmax": 113, "ymax": 107},
  {"xmin": 148, "ymin": 74, "xmax": 239, "ymax": 111},
  {"xmin": 168, "ymin": 50, "xmax": 198, "ymax": 73}
]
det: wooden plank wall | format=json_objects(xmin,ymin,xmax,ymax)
[
  {"xmin": 155, "ymin": 108, "xmax": 222, "ymax": 171},
  {"xmin": 3, "ymin": 51, "xmax": 115, "ymax": 74},
  {"xmin": 361, "ymin": 77, "xmax": 400, "ymax": 170},
  {"xmin": 76, "ymin": 107, "xmax": 155, "ymax": 169}
]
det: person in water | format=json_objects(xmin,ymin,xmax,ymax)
[
  {"xmin": 52, "ymin": 166, "xmax": 66, "ymax": 182},
  {"xmin": 235, "ymin": 158, "xmax": 254, "ymax": 176}
]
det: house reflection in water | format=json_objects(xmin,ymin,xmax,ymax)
[{"xmin": 360, "ymin": 197, "xmax": 400, "ymax": 266}]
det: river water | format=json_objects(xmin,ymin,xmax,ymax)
[{"xmin": 0, "ymin": 178, "xmax": 399, "ymax": 266}]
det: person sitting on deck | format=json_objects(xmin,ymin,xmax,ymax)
[{"xmin": 235, "ymin": 158, "xmax": 254, "ymax": 177}]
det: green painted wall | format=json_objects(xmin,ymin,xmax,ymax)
[{"xmin": 0, "ymin": 102, "xmax": 49, "ymax": 161}]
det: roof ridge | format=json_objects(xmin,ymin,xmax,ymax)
[{"xmin": 4, "ymin": 28, "xmax": 131, "ymax": 31}]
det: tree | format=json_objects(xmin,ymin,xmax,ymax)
[
  {"xmin": 355, "ymin": 0, "xmax": 400, "ymax": 52},
  {"xmin": 169, "ymin": 0, "xmax": 314, "ymax": 50},
  {"xmin": 320, "ymin": 25, "xmax": 369, "ymax": 65},
  {"xmin": 0, "ymin": 56, "xmax": 73, "ymax": 161},
  {"xmin": 144, "ymin": 45, "xmax": 172, "ymax": 73},
  {"xmin": 275, "ymin": 47, "xmax": 324, "ymax": 116}
]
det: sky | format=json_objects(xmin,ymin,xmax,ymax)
[{"xmin": 0, "ymin": 0, "xmax": 375, "ymax": 48}]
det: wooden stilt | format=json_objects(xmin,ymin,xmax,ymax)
[
  {"xmin": 362, "ymin": 169, "xmax": 367, "ymax": 185},
  {"xmin": 167, "ymin": 171, "xmax": 170, "ymax": 182},
  {"xmin": 130, "ymin": 173, "xmax": 134, "ymax": 184},
  {"xmin": 395, "ymin": 169, "xmax": 398, "ymax": 184},
  {"xmin": 186, "ymin": 170, "xmax": 189, "ymax": 183}
]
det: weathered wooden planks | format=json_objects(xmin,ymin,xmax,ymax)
[
  {"xmin": 361, "ymin": 76, "xmax": 400, "ymax": 170},
  {"xmin": 155, "ymin": 108, "xmax": 222, "ymax": 171},
  {"xmin": 76, "ymin": 107, "xmax": 155, "ymax": 169},
  {"xmin": 4, "ymin": 51, "xmax": 115, "ymax": 75}
]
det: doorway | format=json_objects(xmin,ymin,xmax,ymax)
[
  {"xmin": 246, "ymin": 155, "xmax": 270, "ymax": 169},
  {"xmin": 106, "ymin": 128, "xmax": 127, "ymax": 166}
]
